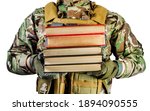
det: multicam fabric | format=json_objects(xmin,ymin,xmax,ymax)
[
  {"xmin": 7, "ymin": 1, "xmax": 146, "ymax": 94},
  {"xmin": 57, "ymin": 0, "xmax": 92, "ymax": 19}
]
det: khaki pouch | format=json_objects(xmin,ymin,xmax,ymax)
[
  {"xmin": 36, "ymin": 77, "xmax": 52, "ymax": 94},
  {"xmin": 70, "ymin": 73, "xmax": 102, "ymax": 94}
]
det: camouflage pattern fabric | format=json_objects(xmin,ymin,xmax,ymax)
[
  {"xmin": 57, "ymin": 0, "xmax": 92, "ymax": 19},
  {"xmin": 7, "ymin": 1, "xmax": 146, "ymax": 94}
]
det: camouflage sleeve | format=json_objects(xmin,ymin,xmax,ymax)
[
  {"xmin": 107, "ymin": 12, "xmax": 146, "ymax": 79},
  {"xmin": 7, "ymin": 11, "xmax": 39, "ymax": 75}
]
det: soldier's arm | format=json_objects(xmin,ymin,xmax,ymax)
[
  {"xmin": 108, "ymin": 12, "xmax": 146, "ymax": 79},
  {"xmin": 7, "ymin": 11, "xmax": 40, "ymax": 75}
]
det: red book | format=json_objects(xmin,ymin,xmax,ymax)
[{"xmin": 44, "ymin": 25, "xmax": 105, "ymax": 48}]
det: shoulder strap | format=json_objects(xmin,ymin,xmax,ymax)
[
  {"xmin": 91, "ymin": 5, "xmax": 108, "ymax": 24},
  {"xmin": 44, "ymin": 2, "xmax": 108, "ymax": 25},
  {"xmin": 45, "ymin": 2, "xmax": 58, "ymax": 23}
]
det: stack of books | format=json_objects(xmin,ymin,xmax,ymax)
[{"xmin": 43, "ymin": 25, "xmax": 105, "ymax": 72}]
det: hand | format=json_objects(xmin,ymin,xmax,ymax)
[
  {"xmin": 32, "ymin": 53, "xmax": 58, "ymax": 79},
  {"xmin": 33, "ymin": 54, "xmax": 45, "ymax": 78},
  {"xmin": 100, "ymin": 60, "xmax": 119, "ymax": 79},
  {"xmin": 88, "ymin": 60, "xmax": 119, "ymax": 79}
]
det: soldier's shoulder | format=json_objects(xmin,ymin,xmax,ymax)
[
  {"xmin": 33, "ymin": 7, "xmax": 45, "ymax": 16},
  {"xmin": 106, "ymin": 11, "xmax": 125, "ymax": 30},
  {"xmin": 107, "ymin": 11, "xmax": 124, "ymax": 21}
]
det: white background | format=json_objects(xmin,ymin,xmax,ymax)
[{"xmin": 0, "ymin": 0, "xmax": 150, "ymax": 111}]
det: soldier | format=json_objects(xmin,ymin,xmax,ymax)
[{"xmin": 7, "ymin": 0, "xmax": 146, "ymax": 94}]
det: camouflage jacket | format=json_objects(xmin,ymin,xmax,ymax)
[{"xmin": 7, "ymin": 2, "xmax": 146, "ymax": 94}]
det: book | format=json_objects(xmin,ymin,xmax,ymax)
[
  {"xmin": 44, "ymin": 64, "xmax": 101, "ymax": 72},
  {"xmin": 43, "ymin": 47, "xmax": 102, "ymax": 57},
  {"xmin": 45, "ymin": 25, "xmax": 105, "ymax": 36},
  {"xmin": 45, "ymin": 25, "xmax": 105, "ymax": 48},
  {"xmin": 44, "ymin": 55, "xmax": 102, "ymax": 65},
  {"xmin": 45, "ymin": 34, "xmax": 105, "ymax": 48},
  {"xmin": 43, "ymin": 25, "xmax": 105, "ymax": 72}
]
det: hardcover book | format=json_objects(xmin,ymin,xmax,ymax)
[
  {"xmin": 43, "ymin": 25, "xmax": 105, "ymax": 72},
  {"xmin": 44, "ymin": 64, "xmax": 101, "ymax": 72},
  {"xmin": 45, "ymin": 25, "xmax": 105, "ymax": 48},
  {"xmin": 43, "ymin": 47, "xmax": 102, "ymax": 57},
  {"xmin": 45, "ymin": 25, "xmax": 105, "ymax": 36},
  {"xmin": 44, "ymin": 55, "xmax": 102, "ymax": 65}
]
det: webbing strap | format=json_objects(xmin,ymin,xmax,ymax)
[
  {"xmin": 54, "ymin": 75, "xmax": 65, "ymax": 94},
  {"xmin": 97, "ymin": 80, "xmax": 102, "ymax": 93}
]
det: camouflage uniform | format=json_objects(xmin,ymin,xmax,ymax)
[{"xmin": 7, "ymin": 0, "xmax": 146, "ymax": 94}]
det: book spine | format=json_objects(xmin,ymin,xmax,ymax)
[
  {"xmin": 45, "ymin": 35, "xmax": 105, "ymax": 48},
  {"xmin": 44, "ymin": 55, "xmax": 102, "ymax": 65},
  {"xmin": 43, "ymin": 47, "xmax": 102, "ymax": 57},
  {"xmin": 45, "ymin": 33, "xmax": 105, "ymax": 37},
  {"xmin": 45, "ymin": 25, "xmax": 105, "ymax": 35},
  {"xmin": 44, "ymin": 64, "xmax": 101, "ymax": 72}
]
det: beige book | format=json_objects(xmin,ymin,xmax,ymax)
[
  {"xmin": 44, "ymin": 55, "xmax": 102, "ymax": 65},
  {"xmin": 43, "ymin": 47, "xmax": 102, "ymax": 57},
  {"xmin": 44, "ymin": 64, "xmax": 101, "ymax": 72},
  {"xmin": 45, "ymin": 25, "xmax": 105, "ymax": 36},
  {"xmin": 45, "ymin": 34, "xmax": 105, "ymax": 48}
]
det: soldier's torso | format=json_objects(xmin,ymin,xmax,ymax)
[{"xmin": 36, "ymin": 2, "xmax": 113, "ymax": 94}]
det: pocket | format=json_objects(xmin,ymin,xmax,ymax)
[{"xmin": 71, "ymin": 73, "xmax": 102, "ymax": 94}]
